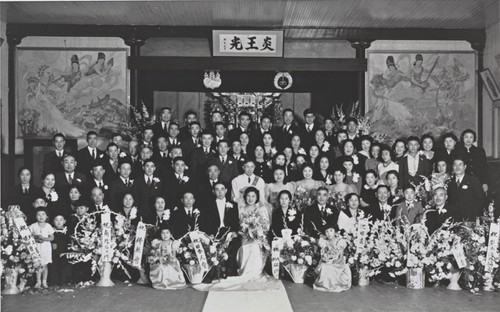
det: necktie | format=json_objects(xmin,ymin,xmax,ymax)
[
  {"xmin": 163, "ymin": 123, "xmax": 166, "ymax": 130},
  {"xmin": 112, "ymin": 160, "xmax": 118, "ymax": 172},
  {"xmin": 307, "ymin": 125, "xmax": 311, "ymax": 132},
  {"xmin": 211, "ymin": 180, "xmax": 214, "ymax": 187},
  {"xmin": 187, "ymin": 209, "xmax": 192, "ymax": 218},
  {"xmin": 163, "ymin": 152, "xmax": 167, "ymax": 159},
  {"xmin": 68, "ymin": 174, "xmax": 73, "ymax": 185},
  {"xmin": 173, "ymin": 139, "xmax": 177, "ymax": 146},
  {"xmin": 456, "ymin": 178, "xmax": 461, "ymax": 185},
  {"xmin": 125, "ymin": 179, "xmax": 130, "ymax": 187},
  {"xmin": 23, "ymin": 188, "xmax": 27, "ymax": 194},
  {"xmin": 92, "ymin": 149, "xmax": 96, "ymax": 160},
  {"xmin": 99, "ymin": 182, "xmax": 103, "ymax": 188},
  {"xmin": 57, "ymin": 151, "xmax": 62, "ymax": 158},
  {"xmin": 248, "ymin": 177, "xmax": 251, "ymax": 183},
  {"xmin": 147, "ymin": 177, "xmax": 152, "ymax": 186},
  {"xmin": 221, "ymin": 157, "xmax": 225, "ymax": 165},
  {"xmin": 178, "ymin": 175, "xmax": 182, "ymax": 183}
]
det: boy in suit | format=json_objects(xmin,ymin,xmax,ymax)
[
  {"xmin": 399, "ymin": 136, "xmax": 431, "ymax": 188},
  {"xmin": 394, "ymin": 185, "xmax": 424, "ymax": 226}
]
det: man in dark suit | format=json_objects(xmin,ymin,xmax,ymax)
[
  {"xmin": 228, "ymin": 111, "xmax": 252, "ymax": 144},
  {"xmin": 304, "ymin": 187, "xmax": 339, "ymax": 238},
  {"xmin": 211, "ymin": 122, "xmax": 229, "ymax": 149},
  {"xmin": 132, "ymin": 159, "xmax": 163, "ymax": 222},
  {"xmin": 152, "ymin": 136, "xmax": 171, "ymax": 180},
  {"xmin": 163, "ymin": 157, "xmax": 194, "ymax": 208},
  {"xmin": 423, "ymin": 187, "xmax": 451, "ymax": 234},
  {"xmin": 345, "ymin": 117, "xmax": 361, "ymax": 150},
  {"xmin": 108, "ymin": 160, "xmax": 134, "ymax": 212},
  {"xmin": 197, "ymin": 163, "xmax": 221, "ymax": 204},
  {"xmin": 210, "ymin": 140, "xmax": 239, "ymax": 186},
  {"xmin": 166, "ymin": 122, "xmax": 182, "ymax": 152},
  {"xmin": 181, "ymin": 121, "xmax": 202, "ymax": 164},
  {"xmin": 275, "ymin": 108, "xmax": 299, "ymax": 150},
  {"xmin": 43, "ymin": 133, "xmax": 68, "ymax": 175},
  {"xmin": 200, "ymin": 182, "xmax": 239, "ymax": 238},
  {"xmin": 102, "ymin": 143, "xmax": 121, "ymax": 183},
  {"xmin": 10, "ymin": 167, "xmax": 40, "ymax": 221},
  {"xmin": 323, "ymin": 117, "xmax": 336, "ymax": 146},
  {"xmin": 399, "ymin": 136, "xmax": 432, "ymax": 188},
  {"xmin": 152, "ymin": 107, "xmax": 172, "ymax": 141},
  {"xmin": 230, "ymin": 140, "xmax": 247, "ymax": 174},
  {"xmin": 178, "ymin": 111, "xmax": 198, "ymax": 142},
  {"xmin": 83, "ymin": 159, "xmax": 110, "ymax": 205},
  {"xmin": 447, "ymin": 158, "xmax": 486, "ymax": 221},
  {"xmin": 170, "ymin": 191, "xmax": 203, "ymax": 239},
  {"xmin": 190, "ymin": 131, "xmax": 216, "ymax": 179},
  {"xmin": 140, "ymin": 126, "xmax": 155, "ymax": 150},
  {"xmin": 250, "ymin": 115, "xmax": 273, "ymax": 148},
  {"xmin": 76, "ymin": 131, "xmax": 104, "ymax": 180},
  {"xmin": 298, "ymin": 108, "xmax": 319, "ymax": 150},
  {"xmin": 364, "ymin": 185, "xmax": 396, "ymax": 222},
  {"xmin": 55, "ymin": 155, "xmax": 87, "ymax": 201}
]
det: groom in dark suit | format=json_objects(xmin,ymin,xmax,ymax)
[
  {"xmin": 210, "ymin": 140, "xmax": 239, "ymax": 185},
  {"xmin": 43, "ymin": 133, "xmax": 68, "ymax": 175},
  {"xmin": 200, "ymin": 182, "xmax": 239, "ymax": 238},
  {"xmin": 447, "ymin": 157, "xmax": 486, "ymax": 221},
  {"xmin": 399, "ymin": 136, "xmax": 431, "ymax": 188},
  {"xmin": 76, "ymin": 131, "xmax": 105, "ymax": 180},
  {"xmin": 304, "ymin": 187, "xmax": 339, "ymax": 238}
]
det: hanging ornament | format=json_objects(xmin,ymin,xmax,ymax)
[
  {"xmin": 203, "ymin": 70, "xmax": 222, "ymax": 89},
  {"xmin": 274, "ymin": 72, "xmax": 292, "ymax": 90}
]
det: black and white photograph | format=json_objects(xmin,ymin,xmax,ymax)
[{"xmin": 0, "ymin": 1, "xmax": 500, "ymax": 311}]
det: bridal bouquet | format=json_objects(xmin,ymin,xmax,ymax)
[
  {"xmin": 280, "ymin": 235, "xmax": 319, "ymax": 282},
  {"xmin": 1, "ymin": 207, "xmax": 41, "ymax": 292},
  {"xmin": 239, "ymin": 209, "xmax": 270, "ymax": 250},
  {"xmin": 64, "ymin": 210, "xmax": 134, "ymax": 280}
]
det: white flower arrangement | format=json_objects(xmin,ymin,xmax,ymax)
[
  {"xmin": 102, "ymin": 205, "xmax": 110, "ymax": 212},
  {"xmin": 182, "ymin": 176, "xmax": 190, "ymax": 183},
  {"xmin": 322, "ymin": 141, "xmax": 330, "ymax": 152},
  {"xmin": 352, "ymin": 154, "xmax": 359, "ymax": 165},
  {"xmin": 49, "ymin": 190, "xmax": 59, "ymax": 202},
  {"xmin": 119, "ymin": 152, "xmax": 127, "ymax": 158},
  {"xmin": 225, "ymin": 202, "xmax": 233, "ymax": 209},
  {"xmin": 352, "ymin": 173, "xmax": 360, "ymax": 183},
  {"xmin": 298, "ymin": 148, "xmax": 306, "ymax": 155},
  {"xmin": 286, "ymin": 208, "xmax": 297, "ymax": 222}
]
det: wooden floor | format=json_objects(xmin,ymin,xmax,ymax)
[{"xmin": 2, "ymin": 280, "xmax": 500, "ymax": 312}]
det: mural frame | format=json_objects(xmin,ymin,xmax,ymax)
[
  {"xmin": 365, "ymin": 50, "xmax": 477, "ymax": 143},
  {"xmin": 15, "ymin": 47, "xmax": 129, "ymax": 139}
]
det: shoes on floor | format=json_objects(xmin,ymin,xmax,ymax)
[{"xmin": 34, "ymin": 283, "xmax": 42, "ymax": 289}]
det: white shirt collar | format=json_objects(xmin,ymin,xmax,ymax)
[
  {"xmin": 94, "ymin": 179, "xmax": 103, "ymax": 185},
  {"xmin": 144, "ymin": 174, "xmax": 153, "ymax": 182},
  {"xmin": 87, "ymin": 146, "xmax": 96, "ymax": 154},
  {"xmin": 120, "ymin": 176, "xmax": 128, "ymax": 184}
]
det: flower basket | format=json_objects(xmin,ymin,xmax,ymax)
[
  {"xmin": 1, "ymin": 268, "xmax": 20, "ymax": 295},
  {"xmin": 358, "ymin": 268, "xmax": 370, "ymax": 286},
  {"xmin": 96, "ymin": 261, "xmax": 115, "ymax": 287},
  {"xmin": 182, "ymin": 264, "xmax": 205, "ymax": 284},
  {"xmin": 284, "ymin": 263, "xmax": 308, "ymax": 283},
  {"xmin": 407, "ymin": 267, "xmax": 425, "ymax": 289}
]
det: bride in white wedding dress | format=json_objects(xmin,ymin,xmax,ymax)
[{"xmin": 195, "ymin": 187, "xmax": 281, "ymax": 291}]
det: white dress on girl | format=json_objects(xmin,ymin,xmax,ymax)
[{"xmin": 29, "ymin": 223, "xmax": 55, "ymax": 265}]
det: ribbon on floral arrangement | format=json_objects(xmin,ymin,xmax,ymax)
[
  {"xmin": 100, "ymin": 212, "xmax": 113, "ymax": 262},
  {"xmin": 452, "ymin": 238, "xmax": 467, "ymax": 269},
  {"xmin": 13, "ymin": 217, "xmax": 42, "ymax": 266},
  {"xmin": 189, "ymin": 231, "xmax": 209, "ymax": 275},
  {"xmin": 271, "ymin": 239, "xmax": 281, "ymax": 279},
  {"xmin": 355, "ymin": 219, "xmax": 370, "ymax": 254},
  {"xmin": 132, "ymin": 222, "xmax": 147, "ymax": 268},
  {"xmin": 485, "ymin": 223, "xmax": 499, "ymax": 273}
]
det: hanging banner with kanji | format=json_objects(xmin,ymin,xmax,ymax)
[{"xmin": 213, "ymin": 30, "xmax": 284, "ymax": 57}]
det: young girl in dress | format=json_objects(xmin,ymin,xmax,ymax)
[
  {"xmin": 29, "ymin": 208, "xmax": 55, "ymax": 288},
  {"xmin": 149, "ymin": 226, "xmax": 186, "ymax": 290},
  {"xmin": 314, "ymin": 225, "xmax": 351, "ymax": 292}
]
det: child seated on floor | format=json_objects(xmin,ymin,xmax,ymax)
[
  {"xmin": 49, "ymin": 215, "xmax": 72, "ymax": 286},
  {"xmin": 148, "ymin": 225, "xmax": 186, "ymax": 290},
  {"xmin": 313, "ymin": 224, "xmax": 351, "ymax": 292}
]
